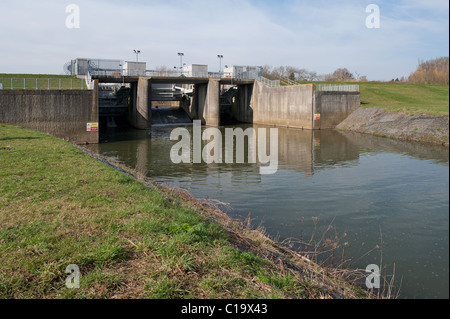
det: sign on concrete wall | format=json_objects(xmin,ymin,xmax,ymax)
[{"xmin": 87, "ymin": 122, "xmax": 99, "ymax": 132}]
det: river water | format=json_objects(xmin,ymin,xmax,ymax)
[{"xmin": 86, "ymin": 123, "xmax": 449, "ymax": 299}]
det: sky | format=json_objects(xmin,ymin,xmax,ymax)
[{"xmin": 0, "ymin": 0, "xmax": 448, "ymax": 80}]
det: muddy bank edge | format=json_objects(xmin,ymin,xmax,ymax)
[{"xmin": 336, "ymin": 107, "xmax": 449, "ymax": 147}]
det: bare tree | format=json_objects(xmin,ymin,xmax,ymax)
[
  {"xmin": 325, "ymin": 68, "xmax": 355, "ymax": 82},
  {"xmin": 262, "ymin": 65, "xmax": 320, "ymax": 81},
  {"xmin": 408, "ymin": 57, "xmax": 449, "ymax": 85},
  {"xmin": 262, "ymin": 65, "xmax": 275, "ymax": 79}
]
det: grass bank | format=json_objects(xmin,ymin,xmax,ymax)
[
  {"xmin": 357, "ymin": 82, "xmax": 449, "ymax": 117},
  {"xmin": 0, "ymin": 74, "xmax": 77, "ymax": 79},
  {"xmin": 0, "ymin": 74, "xmax": 86, "ymax": 90},
  {"xmin": 0, "ymin": 124, "xmax": 370, "ymax": 299},
  {"xmin": 304, "ymin": 81, "xmax": 449, "ymax": 117}
]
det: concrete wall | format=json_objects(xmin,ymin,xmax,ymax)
[
  {"xmin": 128, "ymin": 77, "xmax": 152, "ymax": 130},
  {"xmin": 313, "ymin": 91, "xmax": 360, "ymax": 129},
  {"xmin": 181, "ymin": 80, "xmax": 220, "ymax": 126},
  {"xmin": 0, "ymin": 84, "xmax": 99, "ymax": 144},
  {"xmin": 144, "ymin": 77, "xmax": 361, "ymax": 131},
  {"xmin": 233, "ymin": 82, "xmax": 360, "ymax": 130},
  {"xmin": 204, "ymin": 79, "xmax": 220, "ymax": 126},
  {"xmin": 238, "ymin": 81, "xmax": 315, "ymax": 129}
]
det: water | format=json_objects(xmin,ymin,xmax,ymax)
[{"xmin": 86, "ymin": 124, "xmax": 449, "ymax": 299}]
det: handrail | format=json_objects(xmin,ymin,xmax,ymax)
[
  {"xmin": 0, "ymin": 78, "xmax": 88, "ymax": 90},
  {"xmin": 315, "ymin": 84, "xmax": 360, "ymax": 92},
  {"xmin": 279, "ymin": 76, "xmax": 299, "ymax": 86},
  {"xmin": 259, "ymin": 76, "xmax": 281, "ymax": 87}
]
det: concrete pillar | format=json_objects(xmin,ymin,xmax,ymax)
[
  {"xmin": 205, "ymin": 79, "xmax": 220, "ymax": 127},
  {"xmin": 129, "ymin": 77, "xmax": 152, "ymax": 129}
]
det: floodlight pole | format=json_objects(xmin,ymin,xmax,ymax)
[
  {"xmin": 217, "ymin": 55, "xmax": 224, "ymax": 74},
  {"xmin": 133, "ymin": 50, "xmax": 141, "ymax": 62},
  {"xmin": 178, "ymin": 53, "xmax": 184, "ymax": 73}
]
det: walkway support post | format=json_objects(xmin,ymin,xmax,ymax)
[
  {"xmin": 204, "ymin": 79, "xmax": 220, "ymax": 127},
  {"xmin": 129, "ymin": 77, "xmax": 152, "ymax": 129}
]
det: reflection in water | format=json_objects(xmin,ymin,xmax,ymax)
[
  {"xmin": 94, "ymin": 126, "xmax": 363, "ymax": 179},
  {"xmin": 87, "ymin": 125, "xmax": 449, "ymax": 299}
]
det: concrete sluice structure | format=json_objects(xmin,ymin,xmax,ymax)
[
  {"xmin": 0, "ymin": 75, "xmax": 360, "ymax": 146},
  {"xmin": 94, "ymin": 75, "xmax": 360, "ymax": 132}
]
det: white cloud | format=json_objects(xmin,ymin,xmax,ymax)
[{"xmin": 0, "ymin": 0, "xmax": 447, "ymax": 80}]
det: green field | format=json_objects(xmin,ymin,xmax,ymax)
[
  {"xmin": 357, "ymin": 82, "xmax": 449, "ymax": 117},
  {"xmin": 0, "ymin": 74, "xmax": 76, "ymax": 79},
  {"xmin": 302, "ymin": 81, "xmax": 449, "ymax": 117},
  {"xmin": 0, "ymin": 125, "xmax": 368, "ymax": 299},
  {"xmin": 0, "ymin": 74, "xmax": 87, "ymax": 90}
]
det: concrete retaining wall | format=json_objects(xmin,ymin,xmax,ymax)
[
  {"xmin": 0, "ymin": 84, "xmax": 99, "ymax": 144},
  {"xmin": 240, "ymin": 82, "xmax": 315, "ymax": 129},
  {"xmin": 234, "ymin": 82, "xmax": 315, "ymax": 129},
  {"xmin": 128, "ymin": 77, "xmax": 152, "ymax": 130},
  {"xmin": 164, "ymin": 78, "xmax": 361, "ymax": 131},
  {"xmin": 313, "ymin": 91, "xmax": 360, "ymax": 129},
  {"xmin": 236, "ymin": 82, "xmax": 360, "ymax": 130}
]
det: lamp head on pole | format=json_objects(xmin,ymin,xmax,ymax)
[{"xmin": 133, "ymin": 50, "xmax": 141, "ymax": 62}]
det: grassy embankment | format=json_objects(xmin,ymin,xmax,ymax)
[
  {"xmin": 357, "ymin": 82, "xmax": 449, "ymax": 117},
  {"xmin": 0, "ymin": 73, "xmax": 86, "ymax": 90},
  {"xmin": 0, "ymin": 124, "xmax": 369, "ymax": 299},
  {"xmin": 300, "ymin": 81, "xmax": 449, "ymax": 117}
]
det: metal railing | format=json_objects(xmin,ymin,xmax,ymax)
[
  {"xmin": 145, "ymin": 71, "xmax": 235, "ymax": 79},
  {"xmin": 315, "ymin": 84, "xmax": 360, "ymax": 92},
  {"xmin": 90, "ymin": 70, "xmax": 124, "ymax": 77},
  {"xmin": 280, "ymin": 77, "xmax": 300, "ymax": 86},
  {"xmin": 259, "ymin": 76, "xmax": 281, "ymax": 87},
  {"xmin": 146, "ymin": 71, "xmax": 209, "ymax": 78},
  {"xmin": 0, "ymin": 78, "xmax": 88, "ymax": 90}
]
